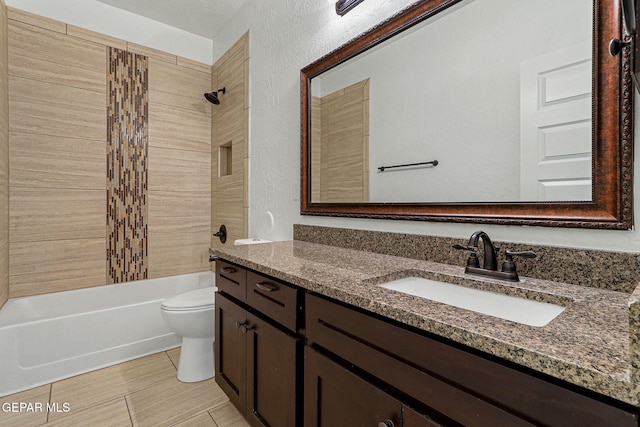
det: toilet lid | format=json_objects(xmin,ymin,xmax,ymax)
[{"xmin": 161, "ymin": 287, "xmax": 215, "ymax": 311}]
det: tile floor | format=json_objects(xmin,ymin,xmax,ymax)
[{"xmin": 0, "ymin": 348, "xmax": 249, "ymax": 427}]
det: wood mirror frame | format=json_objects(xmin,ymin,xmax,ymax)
[{"xmin": 300, "ymin": 0, "xmax": 634, "ymax": 229}]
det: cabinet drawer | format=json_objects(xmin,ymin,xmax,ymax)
[
  {"xmin": 247, "ymin": 271, "xmax": 298, "ymax": 332},
  {"xmin": 216, "ymin": 260, "xmax": 246, "ymax": 301},
  {"xmin": 306, "ymin": 294, "xmax": 638, "ymax": 427}
]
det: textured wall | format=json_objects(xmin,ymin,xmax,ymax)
[
  {"xmin": 7, "ymin": 8, "xmax": 211, "ymax": 297},
  {"xmin": 212, "ymin": 0, "xmax": 640, "ymax": 253},
  {"xmin": 0, "ymin": 0, "xmax": 8, "ymax": 309}
]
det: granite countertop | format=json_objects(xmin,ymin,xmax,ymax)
[{"xmin": 211, "ymin": 240, "xmax": 639, "ymax": 406}]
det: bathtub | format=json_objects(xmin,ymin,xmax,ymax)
[{"xmin": 0, "ymin": 271, "xmax": 215, "ymax": 397}]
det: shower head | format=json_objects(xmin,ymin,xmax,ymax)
[{"xmin": 204, "ymin": 87, "xmax": 226, "ymax": 105}]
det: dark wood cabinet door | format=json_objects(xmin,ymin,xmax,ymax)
[
  {"xmin": 403, "ymin": 405, "xmax": 447, "ymax": 427},
  {"xmin": 304, "ymin": 347, "xmax": 401, "ymax": 427},
  {"xmin": 215, "ymin": 293, "xmax": 248, "ymax": 415},
  {"xmin": 246, "ymin": 313, "xmax": 299, "ymax": 427}
]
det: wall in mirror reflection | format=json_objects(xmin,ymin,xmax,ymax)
[{"xmin": 310, "ymin": 0, "xmax": 592, "ymax": 204}]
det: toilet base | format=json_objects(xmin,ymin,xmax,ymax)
[{"xmin": 176, "ymin": 337, "xmax": 214, "ymax": 383}]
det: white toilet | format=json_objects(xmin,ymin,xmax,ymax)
[{"xmin": 161, "ymin": 286, "xmax": 217, "ymax": 382}]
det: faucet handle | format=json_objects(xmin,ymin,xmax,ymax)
[
  {"xmin": 452, "ymin": 244, "xmax": 477, "ymax": 253},
  {"xmin": 452, "ymin": 244, "xmax": 480, "ymax": 268},
  {"xmin": 502, "ymin": 250, "xmax": 536, "ymax": 276},
  {"xmin": 504, "ymin": 250, "xmax": 536, "ymax": 259}
]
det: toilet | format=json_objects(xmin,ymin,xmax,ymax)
[{"xmin": 161, "ymin": 286, "xmax": 217, "ymax": 382}]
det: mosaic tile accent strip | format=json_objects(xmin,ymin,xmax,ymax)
[{"xmin": 107, "ymin": 47, "xmax": 148, "ymax": 283}]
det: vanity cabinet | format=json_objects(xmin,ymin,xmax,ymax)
[
  {"xmin": 304, "ymin": 347, "xmax": 441, "ymax": 427},
  {"xmin": 214, "ymin": 257, "xmax": 638, "ymax": 427},
  {"xmin": 305, "ymin": 294, "xmax": 638, "ymax": 427},
  {"xmin": 215, "ymin": 260, "xmax": 302, "ymax": 427}
]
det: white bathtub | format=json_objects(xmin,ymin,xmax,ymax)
[{"xmin": 0, "ymin": 271, "xmax": 215, "ymax": 397}]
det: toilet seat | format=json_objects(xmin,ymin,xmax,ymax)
[{"xmin": 161, "ymin": 287, "xmax": 215, "ymax": 311}]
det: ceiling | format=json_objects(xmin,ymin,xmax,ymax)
[{"xmin": 96, "ymin": 0, "xmax": 249, "ymax": 40}]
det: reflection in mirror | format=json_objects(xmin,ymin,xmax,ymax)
[
  {"xmin": 301, "ymin": 0, "xmax": 633, "ymax": 229},
  {"xmin": 310, "ymin": 0, "xmax": 593, "ymax": 203}
]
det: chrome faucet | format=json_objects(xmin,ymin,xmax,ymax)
[{"xmin": 453, "ymin": 231, "xmax": 536, "ymax": 281}]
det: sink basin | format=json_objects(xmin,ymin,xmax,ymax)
[{"xmin": 380, "ymin": 277, "xmax": 565, "ymax": 327}]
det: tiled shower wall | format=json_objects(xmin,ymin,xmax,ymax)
[
  {"xmin": 0, "ymin": 0, "xmax": 8, "ymax": 308},
  {"xmin": 7, "ymin": 8, "xmax": 212, "ymax": 297}
]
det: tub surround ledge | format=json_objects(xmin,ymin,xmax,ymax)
[{"xmin": 211, "ymin": 240, "xmax": 640, "ymax": 407}]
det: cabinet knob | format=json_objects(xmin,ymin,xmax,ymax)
[
  {"xmin": 221, "ymin": 267, "xmax": 236, "ymax": 274},
  {"xmin": 378, "ymin": 420, "xmax": 395, "ymax": 427},
  {"xmin": 235, "ymin": 321, "xmax": 253, "ymax": 334}
]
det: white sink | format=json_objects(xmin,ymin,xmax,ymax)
[{"xmin": 380, "ymin": 277, "xmax": 565, "ymax": 327}]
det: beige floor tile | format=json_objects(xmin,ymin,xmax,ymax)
[
  {"xmin": 45, "ymin": 398, "xmax": 132, "ymax": 427},
  {"xmin": 209, "ymin": 401, "xmax": 249, "ymax": 427},
  {"xmin": 0, "ymin": 384, "xmax": 50, "ymax": 427},
  {"xmin": 126, "ymin": 376, "xmax": 227, "ymax": 427},
  {"xmin": 171, "ymin": 411, "xmax": 216, "ymax": 427},
  {"xmin": 166, "ymin": 347, "xmax": 180, "ymax": 370},
  {"xmin": 49, "ymin": 352, "xmax": 176, "ymax": 421}
]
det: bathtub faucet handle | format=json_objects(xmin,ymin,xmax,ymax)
[{"xmin": 213, "ymin": 225, "xmax": 227, "ymax": 244}]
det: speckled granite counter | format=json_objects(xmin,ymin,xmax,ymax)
[{"xmin": 211, "ymin": 240, "xmax": 640, "ymax": 406}]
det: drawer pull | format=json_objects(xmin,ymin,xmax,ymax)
[
  {"xmin": 221, "ymin": 267, "xmax": 237, "ymax": 274},
  {"xmin": 256, "ymin": 282, "xmax": 278, "ymax": 292},
  {"xmin": 378, "ymin": 420, "xmax": 395, "ymax": 427}
]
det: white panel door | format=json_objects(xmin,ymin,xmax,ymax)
[{"xmin": 520, "ymin": 43, "xmax": 592, "ymax": 201}]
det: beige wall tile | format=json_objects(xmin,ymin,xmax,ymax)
[
  {"xmin": 211, "ymin": 34, "xmax": 249, "ymax": 245},
  {"xmin": 148, "ymin": 222, "xmax": 210, "ymax": 248},
  {"xmin": 126, "ymin": 376, "xmax": 226, "ymax": 427},
  {"xmin": 0, "ymin": 125, "xmax": 7, "ymax": 186},
  {"xmin": 5, "ymin": 9, "xmax": 215, "ymax": 297},
  {"xmin": 10, "ymin": 188, "xmax": 105, "ymax": 242},
  {"xmin": 49, "ymin": 352, "xmax": 176, "ymax": 421},
  {"xmin": 148, "ymin": 146, "xmax": 211, "ymax": 193},
  {"xmin": 0, "ymin": 63, "xmax": 6, "ymax": 135},
  {"xmin": 149, "ymin": 58, "xmax": 211, "ymax": 113},
  {"xmin": 9, "ymin": 76, "xmax": 106, "ymax": 140},
  {"xmin": 0, "ymin": 384, "xmax": 50, "ymax": 427},
  {"xmin": 148, "ymin": 191, "xmax": 211, "ymax": 219},
  {"xmin": 66, "ymin": 24, "xmax": 126, "ymax": 49},
  {"xmin": 0, "ymin": 0, "xmax": 7, "ymax": 309},
  {"xmin": 149, "ymin": 103, "xmax": 211, "ymax": 152},
  {"xmin": 127, "ymin": 41, "xmax": 176, "ymax": 63},
  {"xmin": 9, "ymin": 238, "xmax": 106, "ymax": 297},
  {"xmin": 177, "ymin": 56, "xmax": 211, "ymax": 73},
  {"xmin": 7, "ymin": 7, "xmax": 66, "ymax": 33},
  {"xmin": 147, "ymin": 242, "xmax": 211, "ymax": 279},
  {"xmin": 10, "ymin": 132, "xmax": 105, "ymax": 189},
  {"xmin": 9, "ymin": 21, "xmax": 106, "ymax": 93},
  {"xmin": 0, "ymin": 223, "xmax": 7, "ymax": 307}
]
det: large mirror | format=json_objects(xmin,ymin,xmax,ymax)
[{"xmin": 301, "ymin": 0, "xmax": 633, "ymax": 229}]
